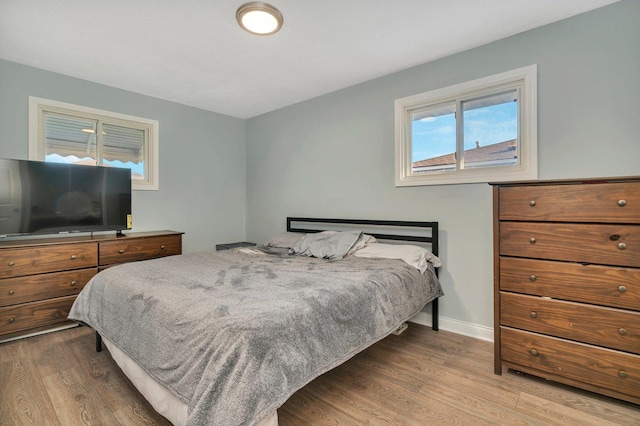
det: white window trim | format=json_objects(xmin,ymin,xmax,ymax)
[
  {"xmin": 28, "ymin": 97, "xmax": 159, "ymax": 191},
  {"xmin": 394, "ymin": 65, "xmax": 537, "ymax": 186}
]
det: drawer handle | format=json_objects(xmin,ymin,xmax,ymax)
[
  {"xmin": 530, "ymin": 311, "xmax": 538, "ymax": 319},
  {"xmin": 529, "ymin": 274, "xmax": 537, "ymax": 282},
  {"xmin": 529, "ymin": 237, "xmax": 536, "ymax": 244},
  {"xmin": 619, "ymin": 370, "xmax": 628, "ymax": 379},
  {"xmin": 617, "ymin": 199, "xmax": 627, "ymax": 207},
  {"xmin": 8, "ymin": 316, "xmax": 15, "ymax": 323},
  {"xmin": 70, "ymin": 280, "xmax": 77, "ymax": 287},
  {"xmin": 529, "ymin": 200, "xmax": 536, "ymax": 207},
  {"xmin": 618, "ymin": 242, "xmax": 627, "ymax": 250},
  {"xmin": 160, "ymin": 245, "xmax": 166, "ymax": 250},
  {"xmin": 618, "ymin": 285, "xmax": 628, "ymax": 293},
  {"xmin": 529, "ymin": 348, "xmax": 539, "ymax": 357},
  {"xmin": 8, "ymin": 289, "xmax": 15, "ymax": 295},
  {"xmin": 70, "ymin": 255, "xmax": 77, "ymax": 260},
  {"xmin": 619, "ymin": 328, "xmax": 628, "ymax": 336},
  {"xmin": 8, "ymin": 261, "xmax": 15, "ymax": 267},
  {"xmin": 119, "ymin": 249, "xmax": 125, "ymax": 254}
]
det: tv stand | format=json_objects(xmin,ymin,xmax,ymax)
[
  {"xmin": 116, "ymin": 230, "xmax": 126, "ymax": 237},
  {"xmin": 0, "ymin": 230, "xmax": 183, "ymax": 343}
]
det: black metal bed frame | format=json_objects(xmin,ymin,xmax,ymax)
[{"xmin": 287, "ymin": 217, "xmax": 440, "ymax": 331}]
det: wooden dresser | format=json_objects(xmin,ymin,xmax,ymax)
[
  {"xmin": 491, "ymin": 177, "xmax": 640, "ymax": 404},
  {"xmin": 0, "ymin": 231, "xmax": 183, "ymax": 342}
]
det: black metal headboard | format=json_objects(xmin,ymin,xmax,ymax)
[
  {"xmin": 287, "ymin": 217, "xmax": 441, "ymax": 331},
  {"xmin": 286, "ymin": 217, "xmax": 438, "ymax": 257}
]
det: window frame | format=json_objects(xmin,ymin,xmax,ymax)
[
  {"xmin": 394, "ymin": 65, "xmax": 537, "ymax": 186},
  {"xmin": 28, "ymin": 97, "xmax": 159, "ymax": 190}
]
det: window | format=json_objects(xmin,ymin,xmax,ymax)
[
  {"xmin": 29, "ymin": 97, "xmax": 159, "ymax": 190},
  {"xmin": 395, "ymin": 65, "xmax": 537, "ymax": 186}
]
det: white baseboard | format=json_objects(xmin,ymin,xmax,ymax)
[
  {"xmin": 408, "ymin": 311, "xmax": 494, "ymax": 342},
  {"xmin": 0, "ymin": 322, "xmax": 79, "ymax": 344}
]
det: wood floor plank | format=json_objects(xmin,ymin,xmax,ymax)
[
  {"xmin": 308, "ymin": 371, "xmax": 399, "ymax": 424},
  {"xmin": 30, "ymin": 327, "xmax": 81, "ymax": 377},
  {"xmin": 1, "ymin": 323, "xmax": 638, "ymax": 425},
  {"xmin": 280, "ymin": 386, "xmax": 363, "ymax": 426},
  {"xmin": 376, "ymin": 333, "xmax": 449, "ymax": 367},
  {"xmin": 417, "ymin": 361, "xmax": 522, "ymax": 410},
  {"xmin": 501, "ymin": 370, "xmax": 640, "ymax": 425},
  {"xmin": 330, "ymin": 360, "xmax": 490, "ymax": 426},
  {"xmin": 0, "ymin": 337, "xmax": 33, "ymax": 363},
  {"xmin": 413, "ymin": 379, "xmax": 548, "ymax": 426},
  {"xmin": 441, "ymin": 342, "xmax": 496, "ymax": 376},
  {"xmin": 0, "ymin": 358, "xmax": 61, "ymax": 426},
  {"xmin": 385, "ymin": 384, "xmax": 494, "ymax": 426},
  {"xmin": 346, "ymin": 349, "xmax": 431, "ymax": 393},
  {"xmin": 111, "ymin": 402, "xmax": 173, "ymax": 426},
  {"xmin": 361, "ymin": 334, "xmax": 524, "ymax": 415},
  {"xmin": 515, "ymin": 392, "xmax": 622, "ymax": 426},
  {"xmin": 41, "ymin": 366, "xmax": 120, "ymax": 425}
]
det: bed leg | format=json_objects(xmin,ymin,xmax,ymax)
[
  {"xmin": 432, "ymin": 298, "xmax": 439, "ymax": 331},
  {"xmin": 96, "ymin": 331, "xmax": 103, "ymax": 352}
]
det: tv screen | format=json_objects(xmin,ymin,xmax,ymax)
[{"xmin": 0, "ymin": 159, "xmax": 132, "ymax": 236}]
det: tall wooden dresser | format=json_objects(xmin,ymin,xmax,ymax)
[
  {"xmin": 0, "ymin": 231, "xmax": 183, "ymax": 343},
  {"xmin": 491, "ymin": 177, "xmax": 640, "ymax": 404}
]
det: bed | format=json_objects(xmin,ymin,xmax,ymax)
[{"xmin": 68, "ymin": 217, "xmax": 443, "ymax": 426}]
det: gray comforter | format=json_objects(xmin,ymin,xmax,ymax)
[{"xmin": 68, "ymin": 247, "xmax": 443, "ymax": 426}]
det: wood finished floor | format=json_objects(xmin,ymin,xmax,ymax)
[{"xmin": 1, "ymin": 324, "xmax": 638, "ymax": 425}]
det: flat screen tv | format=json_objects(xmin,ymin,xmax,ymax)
[{"xmin": 0, "ymin": 158, "xmax": 132, "ymax": 237}]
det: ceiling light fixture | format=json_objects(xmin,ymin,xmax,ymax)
[{"xmin": 236, "ymin": 2, "xmax": 283, "ymax": 35}]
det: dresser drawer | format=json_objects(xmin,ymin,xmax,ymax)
[
  {"xmin": 99, "ymin": 234, "xmax": 182, "ymax": 266},
  {"xmin": 0, "ymin": 295, "xmax": 76, "ymax": 335},
  {"xmin": 498, "ymin": 183, "xmax": 640, "ymax": 223},
  {"xmin": 500, "ymin": 257, "xmax": 640, "ymax": 310},
  {"xmin": 0, "ymin": 268, "xmax": 97, "ymax": 307},
  {"xmin": 0, "ymin": 242, "xmax": 98, "ymax": 279},
  {"xmin": 501, "ymin": 327, "xmax": 640, "ymax": 399},
  {"xmin": 501, "ymin": 292, "xmax": 640, "ymax": 353},
  {"xmin": 500, "ymin": 222, "xmax": 640, "ymax": 267}
]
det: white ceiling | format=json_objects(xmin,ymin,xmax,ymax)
[{"xmin": 0, "ymin": 0, "xmax": 619, "ymax": 119}]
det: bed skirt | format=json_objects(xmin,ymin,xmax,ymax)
[{"xmin": 103, "ymin": 336, "xmax": 279, "ymax": 426}]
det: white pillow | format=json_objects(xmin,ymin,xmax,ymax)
[
  {"xmin": 352, "ymin": 243, "xmax": 441, "ymax": 273},
  {"xmin": 346, "ymin": 233, "xmax": 377, "ymax": 256},
  {"xmin": 264, "ymin": 232, "xmax": 305, "ymax": 248}
]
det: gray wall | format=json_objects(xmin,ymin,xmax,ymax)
[
  {"xmin": 0, "ymin": 59, "xmax": 247, "ymax": 253},
  {"xmin": 245, "ymin": 1, "xmax": 640, "ymax": 336}
]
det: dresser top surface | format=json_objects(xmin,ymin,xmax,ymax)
[
  {"xmin": 489, "ymin": 176, "xmax": 640, "ymax": 187},
  {"xmin": 0, "ymin": 230, "xmax": 183, "ymax": 250}
]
